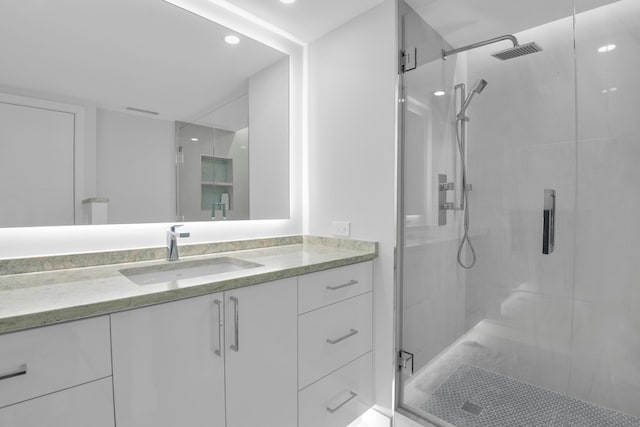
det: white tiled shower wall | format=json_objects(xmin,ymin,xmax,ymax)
[{"xmin": 463, "ymin": 0, "xmax": 640, "ymax": 416}]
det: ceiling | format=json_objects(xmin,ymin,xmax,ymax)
[
  {"xmin": 0, "ymin": 0, "xmax": 386, "ymax": 123},
  {"xmin": 225, "ymin": 0, "xmax": 386, "ymax": 43},
  {"xmin": 0, "ymin": 0, "xmax": 286, "ymax": 122},
  {"xmin": 405, "ymin": 0, "xmax": 622, "ymax": 47}
]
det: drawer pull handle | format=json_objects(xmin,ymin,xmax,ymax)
[
  {"xmin": 326, "ymin": 328, "xmax": 358, "ymax": 344},
  {"xmin": 326, "ymin": 280, "xmax": 359, "ymax": 291},
  {"xmin": 326, "ymin": 391, "xmax": 358, "ymax": 414},
  {"xmin": 0, "ymin": 364, "xmax": 27, "ymax": 381}
]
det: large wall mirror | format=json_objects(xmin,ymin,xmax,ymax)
[{"xmin": 0, "ymin": 0, "xmax": 290, "ymax": 228}]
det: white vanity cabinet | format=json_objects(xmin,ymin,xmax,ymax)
[
  {"xmin": 111, "ymin": 277, "xmax": 298, "ymax": 427},
  {"xmin": 224, "ymin": 278, "xmax": 298, "ymax": 427},
  {"xmin": 0, "ymin": 316, "xmax": 114, "ymax": 427},
  {"xmin": 297, "ymin": 261, "xmax": 374, "ymax": 427},
  {"xmin": 111, "ymin": 292, "xmax": 227, "ymax": 427},
  {"xmin": 0, "ymin": 377, "xmax": 115, "ymax": 427}
]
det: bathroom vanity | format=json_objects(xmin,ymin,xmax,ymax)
[{"xmin": 0, "ymin": 236, "xmax": 376, "ymax": 427}]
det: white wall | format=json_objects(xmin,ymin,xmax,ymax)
[
  {"xmin": 249, "ymin": 58, "xmax": 290, "ymax": 219},
  {"xmin": 307, "ymin": 0, "xmax": 397, "ymax": 413},
  {"xmin": 448, "ymin": 0, "xmax": 640, "ymax": 417},
  {"xmin": 96, "ymin": 109, "xmax": 175, "ymax": 224}
]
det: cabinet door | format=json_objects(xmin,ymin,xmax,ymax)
[
  {"xmin": 0, "ymin": 377, "xmax": 114, "ymax": 427},
  {"xmin": 225, "ymin": 278, "xmax": 298, "ymax": 427},
  {"xmin": 111, "ymin": 293, "xmax": 225, "ymax": 427}
]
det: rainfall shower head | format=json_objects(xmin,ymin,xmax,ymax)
[
  {"xmin": 443, "ymin": 35, "xmax": 543, "ymax": 61},
  {"xmin": 492, "ymin": 42, "xmax": 543, "ymax": 60}
]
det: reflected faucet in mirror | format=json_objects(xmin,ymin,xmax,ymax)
[{"xmin": 166, "ymin": 225, "xmax": 190, "ymax": 261}]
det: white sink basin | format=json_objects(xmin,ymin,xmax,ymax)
[{"xmin": 119, "ymin": 257, "xmax": 263, "ymax": 285}]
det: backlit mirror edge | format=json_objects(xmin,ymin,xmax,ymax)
[{"xmin": 0, "ymin": 0, "xmax": 305, "ymax": 259}]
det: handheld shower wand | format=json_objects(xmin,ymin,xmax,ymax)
[
  {"xmin": 455, "ymin": 79, "xmax": 487, "ymax": 269},
  {"xmin": 458, "ymin": 79, "xmax": 488, "ymax": 120}
]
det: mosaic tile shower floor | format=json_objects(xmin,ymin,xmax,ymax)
[{"xmin": 420, "ymin": 364, "xmax": 640, "ymax": 427}]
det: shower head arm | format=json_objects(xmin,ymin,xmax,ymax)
[{"xmin": 442, "ymin": 34, "xmax": 519, "ymax": 60}]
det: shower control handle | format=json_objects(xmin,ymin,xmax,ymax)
[
  {"xmin": 439, "ymin": 182, "xmax": 455, "ymax": 191},
  {"xmin": 543, "ymin": 189, "xmax": 555, "ymax": 254}
]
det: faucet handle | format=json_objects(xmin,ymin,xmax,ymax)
[{"xmin": 169, "ymin": 224, "xmax": 190, "ymax": 238}]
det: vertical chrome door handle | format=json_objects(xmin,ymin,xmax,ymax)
[
  {"xmin": 229, "ymin": 296, "xmax": 239, "ymax": 352},
  {"xmin": 0, "ymin": 364, "xmax": 27, "ymax": 381},
  {"xmin": 214, "ymin": 299, "xmax": 222, "ymax": 357},
  {"xmin": 543, "ymin": 189, "xmax": 556, "ymax": 254}
]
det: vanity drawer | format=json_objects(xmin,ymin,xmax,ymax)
[
  {"xmin": 0, "ymin": 316, "xmax": 112, "ymax": 408},
  {"xmin": 298, "ymin": 261, "xmax": 372, "ymax": 314},
  {"xmin": 298, "ymin": 292, "xmax": 372, "ymax": 389},
  {"xmin": 299, "ymin": 352, "xmax": 373, "ymax": 427},
  {"xmin": 0, "ymin": 377, "xmax": 114, "ymax": 427}
]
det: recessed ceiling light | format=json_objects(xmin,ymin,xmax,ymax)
[
  {"xmin": 597, "ymin": 44, "xmax": 616, "ymax": 53},
  {"xmin": 280, "ymin": 0, "xmax": 296, "ymax": 4},
  {"xmin": 191, "ymin": 138, "xmax": 199, "ymax": 142},
  {"xmin": 433, "ymin": 90, "xmax": 446, "ymax": 97},
  {"xmin": 224, "ymin": 35, "xmax": 240, "ymax": 45}
]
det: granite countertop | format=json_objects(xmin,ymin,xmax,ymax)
[{"xmin": 0, "ymin": 236, "xmax": 377, "ymax": 335}]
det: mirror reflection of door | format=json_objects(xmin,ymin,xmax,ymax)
[{"xmin": 0, "ymin": 100, "xmax": 75, "ymax": 227}]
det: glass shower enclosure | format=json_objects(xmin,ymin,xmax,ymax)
[{"xmin": 396, "ymin": 0, "xmax": 640, "ymax": 425}]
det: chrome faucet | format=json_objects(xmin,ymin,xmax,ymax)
[
  {"xmin": 212, "ymin": 202, "xmax": 227, "ymax": 220},
  {"xmin": 167, "ymin": 225, "xmax": 190, "ymax": 261}
]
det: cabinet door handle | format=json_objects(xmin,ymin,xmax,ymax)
[
  {"xmin": 326, "ymin": 280, "xmax": 359, "ymax": 291},
  {"xmin": 0, "ymin": 364, "xmax": 27, "ymax": 381},
  {"xmin": 326, "ymin": 391, "xmax": 358, "ymax": 414},
  {"xmin": 214, "ymin": 299, "xmax": 222, "ymax": 357},
  {"xmin": 229, "ymin": 296, "xmax": 239, "ymax": 352},
  {"xmin": 326, "ymin": 328, "xmax": 358, "ymax": 344}
]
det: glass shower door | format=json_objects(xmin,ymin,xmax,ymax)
[{"xmin": 396, "ymin": 0, "xmax": 580, "ymax": 424}]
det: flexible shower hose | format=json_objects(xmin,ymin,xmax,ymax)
[{"xmin": 455, "ymin": 118, "xmax": 477, "ymax": 269}]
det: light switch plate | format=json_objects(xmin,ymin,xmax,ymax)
[{"xmin": 332, "ymin": 221, "xmax": 350, "ymax": 237}]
